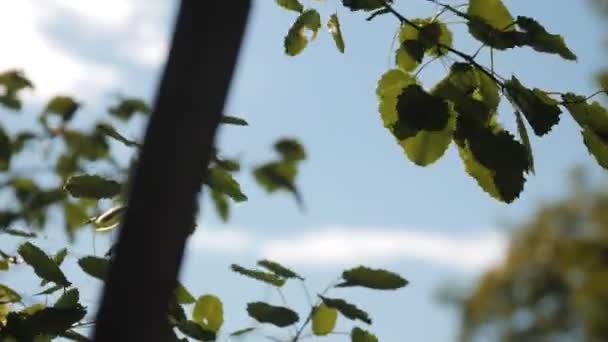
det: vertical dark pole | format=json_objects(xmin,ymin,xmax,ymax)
[{"xmin": 93, "ymin": 1, "xmax": 250, "ymax": 341}]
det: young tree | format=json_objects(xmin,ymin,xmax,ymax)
[{"xmin": 0, "ymin": 0, "xmax": 607, "ymax": 341}]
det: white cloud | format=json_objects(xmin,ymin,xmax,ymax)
[{"xmin": 187, "ymin": 225, "xmax": 508, "ymax": 273}]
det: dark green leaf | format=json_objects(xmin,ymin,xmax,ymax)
[
  {"xmin": 1, "ymin": 226, "xmax": 36, "ymax": 238},
  {"xmin": 43, "ymin": 96, "xmax": 79, "ymax": 122},
  {"xmin": 205, "ymin": 167, "xmax": 247, "ymax": 202},
  {"xmin": 0, "ymin": 124, "xmax": 12, "ymax": 171},
  {"xmin": 64, "ymin": 174, "xmax": 121, "ymax": 199},
  {"xmin": 257, "ymin": 259, "xmax": 304, "ymax": 280},
  {"xmin": 41, "ymin": 248, "xmax": 69, "ymax": 286},
  {"xmin": 34, "ymin": 285, "xmax": 63, "ymax": 296},
  {"xmin": 18, "ymin": 242, "xmax": 70, "ymax": 287},
  {"xmin": 230, "ymin": 264, "xmax": 286, "ymax": 287},
  {"xmin": 351, "ymin": 327, "xmax": 378, "ymax": 342},
  {"xmin": 328, "ymin": 14, "xmax": 345, "ymax": 53},
  {"xmin": 515, "ymin": 111, "xmax": 535, "ymax": 173},
  {"xmin": 0, "ymin": 284, "xmax": 21, "ymax": 303},
  {"xmin": 393, "ymin": 84, "xmax": 450, "ymax": 140},
  {"xmin": 175, "ymin": 282, "xmax": 196, "ymax": 304},
  {"xmin": 342, "ymin": 0, "xmax": 387, "ymax": 11},
  {"xmin": 64, "ymin": 202, "xmax": 89, "ymax": 235},
  {"xmin": 96, "ymin": 123, "xmax": 141, "ymax": 148},
  {"xmin": 54, "ymin": 289, "xmax": 79, "ymax": 309},
  {"xmin": 220, "ymin": 115, "xmax": 249, "ymax": 126},
  {"xmin": 338, "ymin": 266, "xmax": 408, "ymax": 290},
  {"xmin": 109, "ymin": 97, "xmax": 150, "ymax": 121},
  {"xmin": 582, "ymin": 128, "xmax": 608, "ymax": 169},
  {"xmin": 78, "ymin": 256, "xmax": 109, "ymax": 281},
  {"xmin": 516, "ymin": 16, "xmax": 577, "ymax": 60},
  {"xmin": 246, "ymin": 302, "xmax": 299, "ymax": 327},
  {"xmin": 318, "ymin": 296, "xmax": 371, "ymax": 324},
  {"xmin": 275, "ymin": 0, "xmax": 303, "ymax": 13},
  {"xmin": 505, "ymin": 77, "xmax": 561, "ymax": 136},
  {"xmin": 562, "ymin": 94, "xmax": 608, "ymax": 135},
  {"xmin": 3, "ymin": 307, "xmax": 86, "ymax": 338},
  {"xmin": 0, "ymin": 70, "xmax": 33, "ymax": 110},
  {"xmin": 63, "ymin": 130, "xmax": 109, "ymax": 161},
  {"xmin": 229, "ymin": 327, "xmax": 256, "ymax": 337},
  {"xmin": 274, "ymin": 138, "xmax": 306, "ymax": 161},
  {"xmin": 176, "ymin": 320, "xmax": 216, "ymax": 341},
  {"xmin": 284, "ymin": 9, "xmax": 321, "ymax": 56}
]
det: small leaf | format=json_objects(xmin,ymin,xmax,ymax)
[
  {"xmin": 0, "ymin": 124, "xmax": 12, "ymax": 171},
  {"xmin": 1, "ymin": 226, "xmax": 36, "ymax": 238},
  {"xmin": 211, "ymin": 190, "xmax": 230, "ymax": 222},
  {"xmin": 43, "ymin": 96, "xmax": 80, "ymax": 122},
  {"xmin": 64, "ymin": 174, "xmax": 121, "ymax": 199},
  {"xmin": 284, "ymin": 9, "xmax": 322, "ymax": 56},
  {"xmin": 193, "ymin": 294, "xmax": 224, "ymax": 332},
  {"xmin": 254, "ymin": 161, "xmax": 302, "ymax": 204},
  {"xmin": 205, "ymin": 167, "xmax": 247, "ymax": 202},
  {"xmin": 175, "ymin": 282, "xmax": 196, "ymax": 304},
  {"xmin": 516, "ymin": 16, "xmax": 577, "ymax": 61},
  {"xmin": 246, "ymin": 302, "xmax": 299, "ymax": 327},
  {"xmin": 338, "ymin": 266, "xmax": 408, "ymax": 290},
  {"xmin": 275, "ymin": 0, "xmax": 303, "ymax": 13},
  {"xmin": 257, "ymin": 259, "xmax": 304, "ymax": 280},
  {"xmin": 312, "ymin": 304, "xmax": 338, "ymax": 336},
  {"xmin": 18, "ymin": 242, "xmax": 70, "ymax": 287},
  {"xmin": 274, "ymin": 138, "xmax": 306, "ymax": 162},
  {"xmin": 220, "ymin": 115, "xmax": 249, "ymax": 126},
  {"xmin": 0, "ymin": 70, "xmax": 33, "ymax": 110},
  {"xmin": 351, "ymin": 327, "xmax": 378, "ymax": 342},
  {"xmin": 515, "ymin": 111, "xmax": 535, "ymax": 173},
  {"xmin": 230, "ymin": 264, "xmax": 286, "ymax": 287},
  {"xmin": 96, "ymin": 123, "xmax": 141, "ymax": 148},
  {"xmin": 0, "ymin": 284, "xmax": 21, "ymax": 303},
  {"xmin": 328, "ymin": 14, "xmax": 345, "ymax": 53},
  {"xmin": 176, "ymin": 320, "xmax": 217, "ymax": 341},
  {"xmin": 54, "ymin": 289, "xmax": 79, "ymax": 309},
  {"xmin": 109, "ymin": 97, "xmax": 150, "ymax": 121},
  {"xmin": 230, "ymin": 327, "xmax": 256, "ymax": 337},
  {"xmin": 562, "ymin": 94, "xmax": 608, "ymax": 134},
  {"xmin": 34, "ymin": 285, "xmax": 63, "ymax": 296},
  {"xmin": 505, "ymin": 77, "xmax": 561, "ymax": 136},
  {"xmin": 581, "ymin": 128, "xmax": 608, "ymax": 169},
  {"xmin": 342, "ymin": 0, "xmax": 387, "ymax": 11},
  {"xmin": 78, "ymin": 256, "xmax": 109, "ymax": 281},
  {"xmin": 318, "ymin": 295, "xmax": 371, "ymax": 324}
]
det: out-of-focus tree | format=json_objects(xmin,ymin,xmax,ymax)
[{"xmin": 452, "ymin": 169, "xmax": 608, "ymax": 341}]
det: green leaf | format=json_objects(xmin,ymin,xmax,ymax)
[
  {"xmin": 12, "ymin": 131, "xmax": 37, "ymax": 154},
  {"xmin": 229, "ymin": 327, "xmax": 256, "ymax": 337},
  {"xmin": 515, "ymin": 111, "xmax": 535, "ymax": 173},
  {"xmin": 468, "ymin": 0, "xmax": 514, "ymax": 31},
  {"xmin": 581, "ymin": 128, "xmax": 608, "ymax": 169},
  {"xmin": 0, "ymin": 124, "xmax": 12, "ymax": 171},
  {"xmin": 0, "ymin": 70, "xmax": 33, "ymax": 110},
  {"xmin": 63, "ymin": 130, "xmax": 109, "ymax": 161},
  {"xmin": 274, "ymin": 138, "xmax": 306, "ymax": 162},
  {"xmin": 220, "ymin": 115, "xmax": 249, "ymax": 126},
  {"xmin": 342, "ymin": 0, "xmax": 387, "ymax": 11},
  {"xmin": 284, "ymin": 9, "xmax": 321, "ymax": 56},
  {"xmin": 176, "ymin": 320, "xmax": 217, "ymax": 341},
  {"xmin": 18, "ymin": 242, "xmax": 71, "ymax": 287},
  {"xmin": 505, "ymin": 77, "xmax": 561, "ymax": 136},
  {"xmin": 257, "ymin": 259, "xmax": 304, "ymax": 280},
  {"xmin": 516, "ymin": 16, "xmax": 577, "ymax": 61},
  {"xmin": 175, "ymin": 282, "xmax": 196, "ymax": 304},
  {"xmin": 205, "ymin": 167, "xmax": 247, "ymax": 202},
  {"xmin": 318, "ymin": 295, "xmax": 371, "ymax": 324},
  {"xmin": 64, "ymin": 174, "xmax": 121, "ymax": 199},
  {"xmin": 0, "ymin": 284, "xmax": 21, "ymax": 303},
  {"xmin": 55, "ymin": 153, "xmax": 80, "ymax": 180},
  {"xmin": 230, "ymin": 264, "xmax": 286, "ymax": 287},
  {"xmin": 455, "ymin": 119, "xmax": 529, "ymax": 202},
  {"xmin": 3, "ymin": 307, "xmax": 86, "ymax": 338},
  {"xmin": 0, "ymin": 226, "xmax": 36, "ymax": 238},
  {"xmin": 108, "ymin": 97, "xmax": 150, "ymax": 121},
  {"xmin": 78, "ymin": 256, "xmax": 109, "ymax": 281},
  {"xmin": 211, "ymin": 190, "xmax": 230, "ymax": 222},
  {"xmin": 43, "ymin": 96, "xmax": 80, "ymax": 122},
  {"xmin": 54, "ymin": 289, "xmax": 79, "ymax": 309},
  {"xmin": 193, "ymin": 295, "xmax": 224, "ymax": 332},
  {"xmin": 562, "ymin": 94, "xmax": 608, "ymax": 134},
  {"xmin": 312, "ymin": 304, "xmax": 338, "ymax": 336},
  {"xmin": 392, "ymin": 84, "xmax": 450, "ymax": 140},
  {"xmin": 338, "ymin": 266, "xmax": 409, "ymax": 290},
  {"xmin": 41, "ymin": 248, "xmax": 69, "ymax": 287},
  {"xmin": 246, "ymin": 302, "xmax": 299, "ymax": 327},
  {"xmin": 34, "ymin": 285, "xmax": 63, "ymax": 296},
  {"xmin": 64, "ymin": 202, "xmax": 89, "ymax": 234},
  {"xmin": 328, "ymin": 14, "xmax": 345, "ymax": 53},
  {"xmin": 0, "ymin": 260, "xmax": 8, "ymax": 271},
  {"xmin": 96, "ymin": 123, "xmax": 141, "ymax": 148},
  {"xmin": 377, "ymin": 69, "xmax": 416, "ymax": 127},
  {"xmin": 351, "ymin": 327, "xmax": 378, "ymax": 342},
  {"xmin": 275, "ymin": 0, "xmax": 303, "ymax": 13},
  {"xmin": 254, "ymin": 161, "xmax": 302, "ymax": 204}
]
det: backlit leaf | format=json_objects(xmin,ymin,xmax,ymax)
[
  {"xmin": 205, "ymin": 167, "xmax": 247, "ymax": 202},
  {"xmin": 43, "ymin": 96, "xmax": 79, "ymax": 122},
  {"xmin": 274, "ymin": 138, "xmax": 306, "ymax": 162},
  {"xmin": 176, "ymin": 320, "xmax": 216, "ymax": 341},
  {"xmin": 468, "ymin": 0, "xmax": 514, "ymax": 31},
  {"xmin": 338, "ymin": 266, "xmax": 409, "ymax": 290},
  {"xmin": 515, "ymin": 111, "xmax": 535, "ymax": 173},
  {"xmin": 64, "ymin": 174, "xmax": 121, "ymax": 199},
  {"xmin": 0, "ymin": 70, "xmax": 33, "ymax": 110},
  {"xmin": 78, "ymin": 256, "xmax": 109, "ymax": 281},
  {"xmin": 516, "ymin": 16, "xmax": 577, "ymax": 61},
  {"xmin": 246, "ymin": 302, "xmax": 299, "ymax": 327},
  {"xmin": 328, "ymin": 14, "xmax": 345, "ymax": 53},
  {"xmin": 211, "ymin": 190, "xmax": 229, "ymax": 222},
  {"xmin": 275, "ymin": 0, "xmax": 303, "ymax": 13},
  {"xmin": 257, "ymin": 259, "xmax": 304, "ymax": 280},
  {"xmin": 175, "ymin": 282, "xmax": 196, "ymax": 305},
  {"xmin": 377, "ymin": 69, "xmax": 416, "ymax": 127},
  {"xmin": 230, "ymin": 264, "xmax": 286, "ymax": 287},
  {"xmin": 505, "ymin": 77, "xmax": 561, "ymax": 136},
  {"xmin": 0, "ymin": 284, "xmax": 21, "ymax": 303},
  {"xmin": 351, "ymin": 327, "xmax": 378, "ymax": 342},
  {"xmin": 562, "ymin": 94, "xmax": 608, "ymax": 134},
  {"xmin": 312, "ymin": 304, "xmax": 338, "ymax": 336},
  {"xmin": 193, "ymin": 294, "xmax": 224, "ymax": 332},
  {"xmin": 18, "ymin": 242, "xmax": 70, "ymax": 287},
  {"xmin": 582, "ymin": 128, "xmax": 608, "ymax": 169},
  {"xmin": 254, "ymin": 161, "xmax": 302, "ymax": 205},
  {"xmin": 285, "ymin": 9, "xmax": 321, "ymax": 56},
  {"xmin": 319, "ymin": 295, "xmax": 371, "ymax": 324}
]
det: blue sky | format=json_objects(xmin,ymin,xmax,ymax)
[{"xmin": 0, "ymin": 1, "xmax": 607, "ymax": 341}]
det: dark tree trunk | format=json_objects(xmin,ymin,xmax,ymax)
[{"xmin": 93, "ymin": 2, "xmax": 250, "ymax": 341}]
